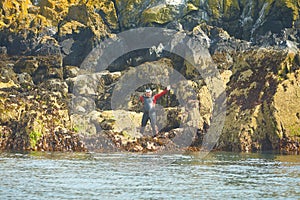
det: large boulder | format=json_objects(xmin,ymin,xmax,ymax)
[
  {"xmin": 0, "ymin": 82, "xmax": 85, "ymax": 151},
  {"xmin": 218, "ymin": 48, "xmax": 300, "ymax": 152}
]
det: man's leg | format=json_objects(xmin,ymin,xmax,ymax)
[
  {"xmin": 140, "ymin": 112, "xmax": 149, "ymax": 134},
  {"xmin": 149, "ymin": 112, "xmax": 158, "ymax": 136}
]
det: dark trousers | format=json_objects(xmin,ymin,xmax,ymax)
[{"xmin": 140, "ymin": 111, "xmax": 157, "ymax": 135}]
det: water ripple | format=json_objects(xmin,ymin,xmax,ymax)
[{"xmin": 0, "ymin": 152, "xmax": 299, "ymax": 199}]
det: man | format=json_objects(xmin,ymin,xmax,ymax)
[{"xmin": 139, "ymin": 85, "xmax": 170, "ymax": 136}]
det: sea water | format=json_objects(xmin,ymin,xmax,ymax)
[{"xmin": 0, "ymin": 151, "xmax": 299, "ymax": 199}]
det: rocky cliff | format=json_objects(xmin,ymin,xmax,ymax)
[{"xmin": 0, "ymin": 0, "xmax": 299, "ymax": 153}]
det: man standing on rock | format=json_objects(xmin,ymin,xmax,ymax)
[{"xmin": 139, "ymin": 86, "xmax": 170, "ymax": 136}]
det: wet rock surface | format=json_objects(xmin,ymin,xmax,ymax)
[{"xmin": 0, "ymin": 0, "xmax": 299, "ymax": 154}]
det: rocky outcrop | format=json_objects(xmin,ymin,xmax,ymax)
[
  {"xmin": 0, "ymin": 56, "xmax": 85, "ymax": 151},
  {"xmin": 218, "ymin": 48, "xmax": 300, "ymax": 152},
  {"xmin": 0, "ymin": 0, "xmax": 300, "ymax": 153}
]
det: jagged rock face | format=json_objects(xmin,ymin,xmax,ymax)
[
  {"xmin": 116, "ymin": 0, "xmax": 300, "ymax": 41},
  {"xmin": 0, "ymin": 0, "xmax": 112, "ymax": 66},
  {"xmin": 1, "ymin": 0, "xmax": 299, "ymax": 59},
  {"xmin": 218, "ymin": 48, "xmax": 300, "ymax": 152},
  {"xmin": 197, "ymin": 0, "xmax": 299, "ymax": 40}
]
